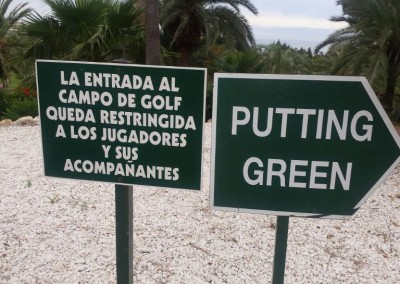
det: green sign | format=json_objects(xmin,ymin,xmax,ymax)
[
  {"xmin": 36, "ymin": 60, "xmax": 206, "ymax": 190},
  {"xmin": 211, "ymin": 74, "xmax": 400, "ymax": 218}
]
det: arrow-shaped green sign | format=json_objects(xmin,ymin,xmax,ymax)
[{"xmin": 211, "ymin": 74, "xmax": 400, "ymax": 219}]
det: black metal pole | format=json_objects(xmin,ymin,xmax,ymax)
[
  {"xmin": 272, "ymin": 216, "xmax": 290, "ymax": 284},
  {"xmin": 115, "ymin": 184, "xmax": 133, "ymax": 284}
]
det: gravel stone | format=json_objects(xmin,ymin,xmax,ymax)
[{"xmin": 0, "ymin": 123, "xmax": 399, "ymax": 283}]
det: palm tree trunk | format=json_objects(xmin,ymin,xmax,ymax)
[
  {"xmin": 144, "ymin": 0, "xmax": 161, "ymax": 65},
  {"xmin": 383, "ymin": 51, "xmax": 398, "ymax": 113},
  {"xmin": 135, "ymin": 0, "xmax": 145, "ymax": 24},
  {"xmin": 176, "ymin": 46, "xmax": 191, "ymax": 66}
]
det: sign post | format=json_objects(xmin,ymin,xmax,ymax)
[
  {"xmin": 36, "ymin": 60, "xmax": 206, "ymax": 283},
  {"xmin": 211, "ymin": 73, "xmax": 400, "ymax": 281},
  {"xmin": 111, "ymin": 59, "xmax": 134, "ymax": 284},
  {"xmin": 272, "ymin": 216, "xmax": 289, "ymax": 284},
  {"xmin": 115, "ymin": 184, "xmax": 133, "ymax": 283}
]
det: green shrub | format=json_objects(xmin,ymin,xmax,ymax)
[
  {"xmin": 0, "ymin": 89, "xmax": 17, "ymax": 115},
  {"xmin": 0, "ymin": 88, "xmax": 38, "ymax": 120},
  {"xmin": 2, "ymin": 98, "xmax": 38, "ymax": 121}
]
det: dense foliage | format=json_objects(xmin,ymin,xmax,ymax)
[
  {"xmin": 0, "ymin": 88, "xmax": 37, "ymax": 120},
  {"xmin": 1, "ymin": 0, "xmax": 400, "ymax": 121},
  {"xmin": 316, "ymin": 0, "xmax": 400, "ymax": 115},
  {"xmin": 160, "ymin": 0, "xmax": 258, "ymax": 66}
]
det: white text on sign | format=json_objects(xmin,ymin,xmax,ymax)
[{"xmin": 231, "ymin": 106, "xmax": 373, "ymax": 191}]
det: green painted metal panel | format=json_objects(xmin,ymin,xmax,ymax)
[
  {"xmin": 211, "ymin": 74, "xmax": 400, "ymax": 218},
  {"xmin": 36, "ymin": 60, "xmax": 206, "ymax": 190}
]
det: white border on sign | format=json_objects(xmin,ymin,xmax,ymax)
[
  {"xmin": 35, "ymin": 59, "xmax": 207, "ymax": 191},
  {"xmin": 210, "ymin": 73, "xmax": 400, "ymax": 219}
]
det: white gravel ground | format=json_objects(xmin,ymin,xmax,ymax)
[{"xmin": 1, "ymin": 122, "xmax": 400, "ymax": 283}]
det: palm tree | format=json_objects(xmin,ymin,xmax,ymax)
[
  {"xmin": 311, "ymin": 47, "xmax": 341, "ymax": 75},
  {"xmin": 261, "ymin": 42, "xmax": 312, "ymax": 74},
  {"xmin": 0, "ymin": 0, "xmax": 31, "ymax": 87},
  {"xmin": 212, "ymin": 48, "xmax": 266, "ymax": 73},
  {"xmin": 17, "ymin": 0, "xmax": 144, "ymax": 86},
  {"xmin": 160, "ymin": 0, "xmax": 258, "ymax": 66},
  {"xmin": 22, "ymin": 0, "xmax": 144, "ymax": 62},
  {"xmin": 316, "ymin": 0, "xmax": 400, "ymax": 113}
]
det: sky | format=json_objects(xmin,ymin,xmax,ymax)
[
  {"xmin": 242, "ymin": 0, "xmax": 347, "ymax": 49},
  {"xmin": 13, "ymin": 0, "xmax": 347, "ymax": 50}
]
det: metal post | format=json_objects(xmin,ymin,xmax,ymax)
[
  {"xmin": 115, "ymin": 184, "xmax": 133, "ymax": 284},
  {"xmin": 272, "ymin": 216, "xmax": 290, "ymax": 284}
]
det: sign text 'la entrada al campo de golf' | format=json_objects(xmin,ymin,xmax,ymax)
[
  {"xmin": 36, "ymin": 60, "xmax": 206, "ymax": 190},
  {"xmin": 211, "ymin": 74, "xmax": 400, "ymax": 218}
]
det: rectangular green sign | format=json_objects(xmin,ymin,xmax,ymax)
[{"xmin": 36, "ymin": 60, "xmax": 206, "ymax": 190}]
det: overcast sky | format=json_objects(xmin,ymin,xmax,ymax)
[
  {"xmin": 14, "ymin": 0, "xmax": 347, "ymax": 50},
  {"xmin": 243, "ymin": 0, "xmax": 347, "ymax": 49}
]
